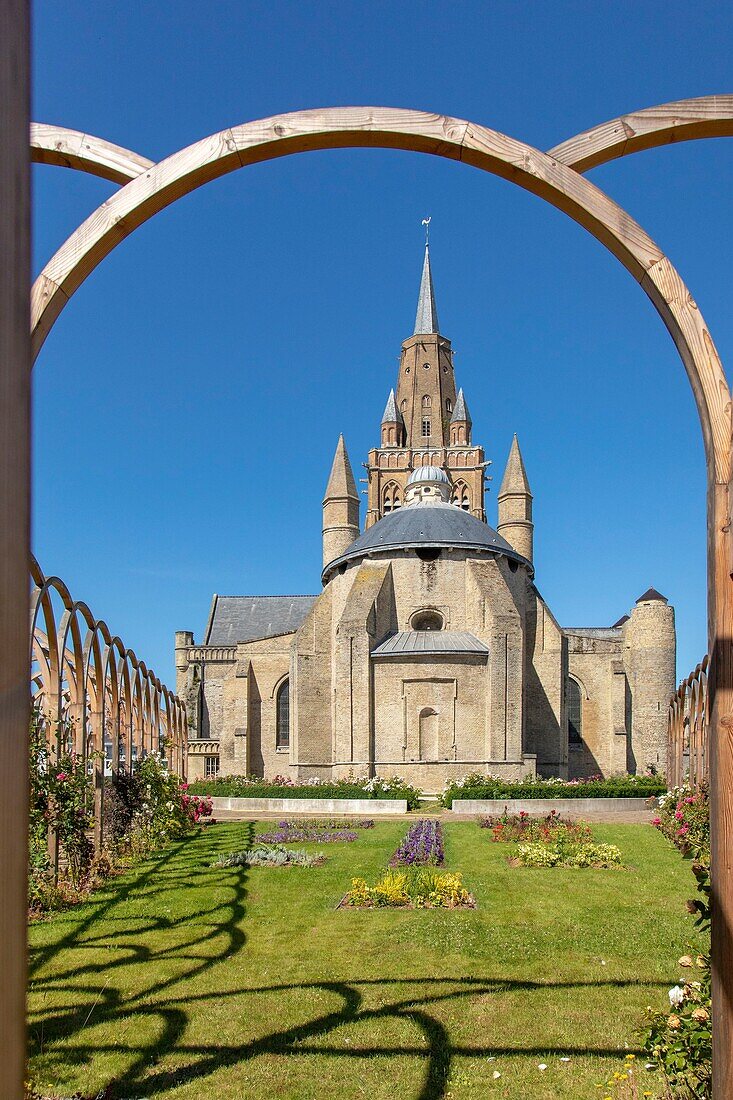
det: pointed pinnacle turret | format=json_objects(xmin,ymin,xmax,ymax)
[
  {"xmin": 499, "ymin": 434, "xmax": 531, "ymax": 497},
  {"xmin": 324, "ymin": 434, "xmax": 358, "ymax": 501},
  {"xmin": 323, "ymin": 435, "xmax": 360, "ymax": 570},
  {"xmin": 450, "ymin": 387, "xmax": 471, "ymax": 425},
  {"xmin": 413, "ymin": 243, "xmax": 440, "ymax": 335},
  {"xmin": 497, "ymin": 435, "xmax": 533, "ymax": 563},
  {"xmin": 381, "ymin": 388, "xmax": 402, "ymax": 425}
]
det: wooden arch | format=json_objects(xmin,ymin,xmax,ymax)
[
  {"xmin": 28, "ymin": 108, "xmax": 730, "ymax": 468},
  {"xmin": 548, "ymin": 94, "xmax": 733, "ymax": 171},
  {"xmin": 24, "ymin": 100, "xmax": 733, "ymax": 1090},
  {"xmin": 31, "ymin": 122, "xmax": 153, "ymax": 184}
]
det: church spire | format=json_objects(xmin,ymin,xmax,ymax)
[{"xmin": 413, "ymin": 243, "xmax": 440, "ymax": 335}]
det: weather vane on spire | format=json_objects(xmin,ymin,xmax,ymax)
[{"xmin": 421, "ymin": 216, "xmax": 431, "ymax": 245}]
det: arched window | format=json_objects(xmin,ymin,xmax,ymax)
[
  {"xmin": 567, "ymin": 678, "xmax": 583, "ymax": 745},
  {"xmin": 411, "ymin": 609, "xmax": 444, "ymax": 631},
  {"xmin": 276, "ymin": 679, "xmax": 290, "ymax": 750},
  {"xmin": 382, "ymin": 481, "xmax": 402, "ymax": 514},
  {"xmin": 452, "ymin": 481, "xmax": 470, "ymax": 511},
  {"xmin": 446, "ymin": 398, "xmax": 452, "ymax": 413},
  {"xmin": 422, "ymin": 394, "xmax": 432, "ymax": 409},
  {"xmin": 400, "ymin": 398, "xmax": 407, "ymax": 413},
  {"xmin": 422, "ymin": 417, "xmax": 431, "ymax": 437}
]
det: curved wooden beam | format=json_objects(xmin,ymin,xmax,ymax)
[
  {"xmin": 548, "ymin": 94, "xmax": 733, "ymax": 172},
  {"xmin": 29, "ymin": 106, "xmax": 731, "ymax": 481},
  {"xmin": 31, "ymin": 122, "xmax": 153, "ymax": 185}
]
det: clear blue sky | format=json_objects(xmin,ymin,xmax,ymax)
[{"xmin": 31, "ymin": 0, "xmax": 733, "ymax": 686}]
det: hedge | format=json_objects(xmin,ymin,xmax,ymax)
[
  {"xmin": 441, "ymin": 773, "xmax": 666, "ymax": 808},
  {"xmin": 187, "ymin": 775, "xmax": 422, "ymax": 811}
]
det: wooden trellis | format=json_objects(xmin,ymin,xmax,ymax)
[{"xmin": 30, "ymin": 556, "xmax": 187, "ymax": 864}]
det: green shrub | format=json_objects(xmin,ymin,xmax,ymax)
[
  {"xmin": 515, "ymin": 839, "xmax": 623, "ymax": 868},
  {"xmin": 212, "ymin": 844, "xmax": 324, "ymax": 868},
  {"xmin": 441, "ymin": 772, "xmax": 666, "ymax": 807},
  {"xmin": 189, "ymin": 773, "xmax": 422, "ymax": 810}
]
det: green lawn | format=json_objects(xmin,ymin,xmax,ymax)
[{"xmin": 28, "ymin": 820, "xmax": 702, "ymax": 1099}]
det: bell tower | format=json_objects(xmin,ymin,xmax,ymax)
[{"xmin": 365, "ymin": 239, "xmax": 488, "ymax": 526}]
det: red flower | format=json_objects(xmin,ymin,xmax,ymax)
[{"xmin": 56, "ymin": 772, "xmax": 67, "ymax": 781}]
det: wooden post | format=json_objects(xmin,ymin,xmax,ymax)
[
  {"xmin": 709, "ymin": 475, "xmax": 733, "ymax": 1097},
  {"xmin": 0, "ymin": 1, "xmax": 30, "ymax": 1095}
]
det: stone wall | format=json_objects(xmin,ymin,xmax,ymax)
[
  {"xmin": 525, "ymin": 588, "xmax": 567, "ymax": 777},
  {"xmin": 566, "ymin": 629, "xmax": 627, "ymax": 777}
]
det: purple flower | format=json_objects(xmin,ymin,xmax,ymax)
[{"xmin": 389, "ymin": 819, "xmax": 444, "ymax": 867}]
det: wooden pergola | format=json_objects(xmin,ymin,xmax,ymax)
[{"xmin": 2, "ymin": 6, "xmax": 732, "ymax": 1090}]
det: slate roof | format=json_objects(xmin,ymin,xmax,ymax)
[
  {"xmin": 322, "ymin": 501, "xmax": 530, "ymax": 581},
  {"xmin": 450, "ymin": 388, "xmax": 471, "ymax": 425},
  {"xmin": 636, "ymin": 587, "xmax": 667, "ymax": 604},
  {"xmin": 372, "ymin": 631, "xmax": 489, "ymax": 656},
  {"xmin": 204, "ymin": 595, "xmax": 318, "ymax": 645},
  {"xmin": 381, "ymin": 388, "xmax": 403, "ymax": 425},
  {"xmin": 414, "ymin": 243, "xmax": 440, "ymax": 335}
]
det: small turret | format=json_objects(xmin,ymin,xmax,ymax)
[
  {"xmin": 380, "ymin": 389, "xmax": 404, "ymax": 447},
  {"xmin": 322, "ymin": 435, "xmax": 360, "ymax": 569},
  {"xmin": 623, "ymin": 588, "xmax": 676, "ymax": 772},
  {"xmin": 497, "ymin": 434, "xmax": 533, "ymax": 563},
  {"xmin": 449, "ymin": 388, "xmax": 472, "ymax": 446}
]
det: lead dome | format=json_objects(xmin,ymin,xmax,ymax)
[{"xmin": 405, "ymin": 465, "xmax": 452, "ymax": 504}]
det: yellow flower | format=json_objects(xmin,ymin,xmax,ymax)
[
  {"xmin": 692, "ymin": 1007, "xmax": 710, "ymax": 1022},
  {"xmin": 668, "ymin": 1014, "xmax": 681, "ymax": 1029}
]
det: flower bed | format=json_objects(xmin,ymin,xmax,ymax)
[
  {"xmin": 441, "ymin": 772, "xmax": 665, "ymax": 807},
  {"xmin": 389, "ymin": 819, "xmax": 444, "ymax": 866},
  {"xmin": 259, "ymin": 819, "xmax": 374, "ymax": 843},
  {"xmin": 512, "ymin": 839, "xmax": 624, "ymax": 868},
  {"xmin": 343, "ymin": 867, "xmax": 474, "ymax": 909},
  {"xmin": 189, "ymin": 774, "xmax": 421, "ymax": 810},
  {"xmin": 481, "ymin": 808, "xmax": 591, "ymax": 844},
  {"xmin": 644, "ymin": 780, "xmax": 711, "ymax": 1094},
  {"xmin": 212, "ymin": 843, "xmax": 325, "ymax": 868},
  {"xmin": 652, "ymin": 782, "xmax": 710, "ymax": 860}
]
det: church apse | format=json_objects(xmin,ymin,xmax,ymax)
[{"xmin": 178, "ymin": 238, "xmax": 675, "ymax": 789}]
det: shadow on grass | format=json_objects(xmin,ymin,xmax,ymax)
[{"xmin": 29, "ymin": 822, "xmax": 666, "ymax": 1100}]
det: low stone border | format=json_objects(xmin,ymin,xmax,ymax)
[
  {"xmin": 450, "ymin": 797, "xmax": 653, "ymax": 815},
  {"xmin": 210, "ymin": 796, "xmax": 408, "ymax": 815}
]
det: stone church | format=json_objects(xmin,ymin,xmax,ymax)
[{"xmin": 177, "ymin": 245, "xmax": 676, "ymax": 790}]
